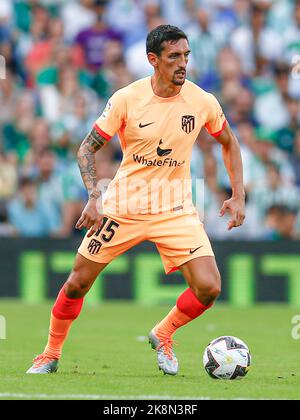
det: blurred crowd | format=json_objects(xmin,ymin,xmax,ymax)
[{"xmin": 0, "ymin": 0, "xmax": 299, "ymax": 240}]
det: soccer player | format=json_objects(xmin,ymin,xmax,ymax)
[{"xmin": 27, "ymin": 25, "xmax": 245, "ymax": 375}]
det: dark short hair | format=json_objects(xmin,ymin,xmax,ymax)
[
  {"xmin": 38, "ymin": 147, "xmax": 55, "ymax": 158},
  {"xmin": 19, "ymin": 176, "xmax": 36, "ymax": 189},
  {"xmin": 273, "ymin": 61, "xmax": 290, "ymax": 77},
  {"xmin": 266, "ymin": 204, "xmax": 298, "ymax": 216},
  {"xmin": 251, "ymin": 2, "xmax": 268, "ymax": 14},
  {"xmin": 146, "ymin": 25, "xmax": 188, "ymax": 56},
  {"xmin": 93, "ymin": 0, "xmax": 108, "ymax": 6}
]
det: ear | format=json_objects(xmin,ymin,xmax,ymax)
[{"xmin": 147, "ymin": 52, "xmax": 159, "ymax": 68}]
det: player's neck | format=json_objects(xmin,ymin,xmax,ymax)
[{"xmin": 151, "ymin": 75, "xmax": 182, "ymax": 98}]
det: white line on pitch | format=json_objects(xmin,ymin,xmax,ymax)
[{"xmin": 0, "ymin": 393, "xmax": 212, "ymax": 400}]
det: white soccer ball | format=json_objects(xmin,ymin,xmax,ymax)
[{"xmin": 203, "ymin": 336, "xmax": 251, "ymax": 380}]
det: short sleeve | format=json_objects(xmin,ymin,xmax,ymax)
[
  {"xmin": 94, "ymin": 90, "xmax": 126, "ymax": 140},
  {"xmin": 204, "ymin": 93, "xmax": 227, "ymax": 137}
]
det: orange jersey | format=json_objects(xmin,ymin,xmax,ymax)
[{"xmin": 94, "ymin": 77, "xmax": 226, "ymax": 218}]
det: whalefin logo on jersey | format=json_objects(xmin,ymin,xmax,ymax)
[
  {"xmin": 182, "ymin": 115, "xmax": 195, "ymax": 134},
  {"xmin": 157, "ymin": 140, "xmax": 172, "ymax": 157}
]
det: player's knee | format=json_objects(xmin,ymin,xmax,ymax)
[
  {"xmin": 208, "ymin": 272, "xmax": 221, "ymax": 301},
  {"xmin": 201, "ymin": 285, "xmax": 221, "ymax": 303},
  {"xmin": 207, "ymin": 283, "xmax": 221, "ymax": 301},
  {"xmin": 65, "ymin": 271, "xmax": 90, "ymax": 299},
  {"xmin": 193, "ymin": 272, "xmax": 221, "ymax": 304}
]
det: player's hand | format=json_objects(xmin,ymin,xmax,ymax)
[
  {"xmin": 219, "ymin": 196, "xmax": 246, "ymax": 231},
  {"xmin": 75, "ymin": 199, "xmax": 104, "ymax": 238}
]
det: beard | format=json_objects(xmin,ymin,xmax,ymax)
[{"xmin": 172, "ymin": 71, "xmax": 186, "ymax": 86}]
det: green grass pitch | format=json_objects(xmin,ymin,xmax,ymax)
[{"xmin": 0, "ymin": 300, "xmax": 299, "ymax": 400}]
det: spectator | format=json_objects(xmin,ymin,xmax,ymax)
[
  {"xmin": 57, "ymin": 92, "xmax": 100, "ymax": 150},
  {"xmin": 249, "ymin": 162, "xmax": 300, "ymax": 221},
  {"xmin": 75, "ymin": 0, "xmax": 123, "ymax": 73},
  {"xmin": 188, "ymin": 9, "xmax": 223, "ymax": 82},
  {"xmin": 282, "ymin": 0, "xmax": 300, "ymax": 63},
  {"xmin": 275, "ymin": 95, "xmax": 300, "ymax": 154},
  {"xmin": 208, "ymin": 0, "xmax": 240, "ymax": 41},
  {"xmin": 251, "ymin": 127, "xmax": 295, "ymax": 186},
  {"xmin": 61, "ymin": 0, "xmax": 96, "ymax": 43},
  {"xmin": 34, "ymin": 148, "xmax": 63, "ymax": 229},
  {"xmin": 0, "ymin": 70, "xmax": 20, "ymax": 127},
  {"xmin": 264, "ymin": 204, "xmax": 299, "ymax": 240},
  {"xmin": 22, "ymin": 118, "xmax": 52, "ymax": 170},
  {"xmin": 290, "ymin": 129, "xmax": 300, "ymax": 189},
  {"xmin": 7, "ymin": 177, "xmax": 59, "ymax": 237},
  {"xmin": 231, "ymin": 123, "xmax": 259, "ymax": 192},
  {"xmin": 254, "ymin": 62, "xmax": 294, "ymax": 131},
  {"xmin": 0, "ymin": 37, "xmax": 17, "ymax": 77},
  {"xmin": 0, "ymin": 0, "xmax": 13, "ymax": 39},
  {"xmin": 24, "ymin": 17, "xmax": 65, "ymax": 83},
  {"xmin": 268, "ymin": 0, "xmax": 294, "ymax": 35},
  {"xmin": 14, "ymin": 3, "xmax": 50, "ymax": 81},
  {"xmin": 106, "ymin": 0, "xmax": 146, "ymax": 47},
  {"xmin": 160, "ymin": 0, "xmax": 198, "ymax": 29},
  {"xmin": 0, "ymin": 200, "xmax": 15, "ymax": 237},
  {"xmin": 125, "ymin": 16, "xmax": 166, "ymax": 80},
  {"xmin": 227, "ymin": 87, "xmax": 255, "ymax": 127},
  {"xmin": 94, "ymin": 39, "xmax": 131, "ymax": 100},
  {"xmin": 2, "ymin": 91, "xmax": 36, "ymax": 163},
  {"xmin": 13, "ymin": 1, "xmax": 49, "ymax": 34},
  {"xmin": 36, "ymin": 43, "xmax": 87, "ymax": 87},
  {"xmin": 230, "ymin": 2, "xmax": 282, "ymax": 75},
  {"xmin": 0, "ymin": 152, "xmax": 17, "ymax": 200},
  {"xmin": 39, "ymin": 66, "xmax": 99, "ymax": 123},
  {"xmin": 233, "ymin": 0, "xmax": 251, "ymax": 25},
  {"xmin": 200, "ymin": 47, "xmax": 251, "ymax": 103}
]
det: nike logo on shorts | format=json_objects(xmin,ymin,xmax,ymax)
[
  {"xmin": 139, "ymin": 122, "xmax": 155, "ymax": 128},
  {"xmin": 173, "ymin": 205, "xmax": 183, "ymax": 211},
  {"xmin": 190, "ymin": 246, "xmax": 203, "ymax": 254}
]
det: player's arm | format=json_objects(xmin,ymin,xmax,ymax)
[
  {"xmin": 76, "ymin": 127, "xmax": 109, "ymax": 237},
  {"xmin": 215, "ymin": 123, "xmax": 246, "ymax": 230}
]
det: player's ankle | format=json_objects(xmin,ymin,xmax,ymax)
[
  {"xmin": 43, "ymin": 348, "xmax": 61, "ymax": 360},
  {"xmin": 153, "ymin": 326, "xmax": 173, "ymax": 340}
]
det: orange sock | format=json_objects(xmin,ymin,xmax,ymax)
[
  {"xmin": 43, "ymin": 313, "xmax": 73, "ymax": 359},
  {"xmin": 154, "ymin": 288, "xmax": 214, "ymax": 339},
  {"xmin": 154, "ymin": 306, "xmax": 192, "ymax": 339}
]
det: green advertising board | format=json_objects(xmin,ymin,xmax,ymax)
[{"xmin": 0, "ymin": 239, "xmax": 299, "ymax": 306}]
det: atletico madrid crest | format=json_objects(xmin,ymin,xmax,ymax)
[
  {"xmin": 182, "ymin": 115, "xmax": 195, "ymax": 134},
  {"xmin": 88, "ymin": 239, "xmax": 102, "ymax": 255}
]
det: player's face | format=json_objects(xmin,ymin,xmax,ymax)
[{"xmin": 156, "ymin": 38, "xmax": 191, "ymax": 86}]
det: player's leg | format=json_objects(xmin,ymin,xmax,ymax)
[
  {"xmin": 27, "ymin": 213, "xmax": 146, "ymax": 374},
  {"xmin": 149, "ymin": 257, "xmax": 220, "ymax": 376},
  {"xmin": 26, "ymin": 254, "xmax": 107, "ymax": 374},
  {"xmin": 148, "ymin": 212, "xmax": 219, "ymax": 375},
  {"xmin": 154, "ymin": 256, "xmax": 221, "ymax": 338}
]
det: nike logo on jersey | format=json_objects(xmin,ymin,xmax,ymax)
[
  {"xmin": 189, "ymin": 246, "xmax": 203, "ymax": 254},
  {"xmin": 157, "ymin": 140, "xmax": 172, "ymax": 157},
  {"xmin": 139, "ymin": 122, "xmax": 155, "ymax": 128}
]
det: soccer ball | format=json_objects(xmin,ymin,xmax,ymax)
[{"xmin": 203, "ymin": 336, "xmax": 251, "ymax": 380}]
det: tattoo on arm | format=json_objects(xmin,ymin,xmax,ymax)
[{"xmin": 77, "ymin": 128, "xmax": 108, "ymax": 199}]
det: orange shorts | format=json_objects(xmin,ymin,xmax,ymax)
[{"xmin": 78, "ymin": 211, "xmax": 214, "ymax": 274}]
